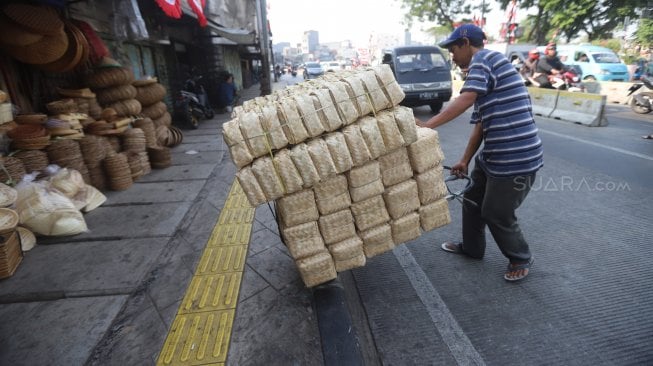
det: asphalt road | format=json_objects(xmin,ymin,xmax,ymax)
[{"xmin": 349, "ymin": 103, "xmax": 653, "ymax": 366}]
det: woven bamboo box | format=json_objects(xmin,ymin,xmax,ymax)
[
  {"xmin": 318, "ymin": 208, "xmax": 356, "ymax": 245},
  {"xmin": 351, "ymin": 195, "xmax": 389, "ymax": 232},
  {"xmin": 359, "ymin": 223, "xmax": 394, "ymax": 258},
  {"xmin": 379, "ymin": 147, "xmax": 413, "ymax": 187},
  {"xmin": 277, "ymin": 189, "xmax": 319, "ymax": 228},
  {"xmin": 296, "ymin": 250, "xmax": 337, "ymax": 288},
  {"xmin": 391, "ymin": 212, "xmax": 422, "ymax": 245},
  {"xmin": 314, "ymin": 175, "xmax": 351, "ymax": 215},
  {"xmin": 383, "ymin": 179, "xmax": 420, "ymax": 220},
  {"xmin": 281, "ymin": 221, "xmax": 326, "ymax": 260},
  {"xmin": 419, "ymin": 198, "xmax": 451, "ymax": 232}
]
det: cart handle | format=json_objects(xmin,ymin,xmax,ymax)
[{"xmin": 442, "ymin": 165, "xmax": 477, "ymax": 207}]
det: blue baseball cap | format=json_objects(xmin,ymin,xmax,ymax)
[{"xmin": 438, "ymin": 24, "xmax": 487, "ymax": 48}]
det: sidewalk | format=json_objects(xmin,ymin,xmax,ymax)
[{"xmin": 0, "ymin": 79, "xmax": 332, "ymax": 365}]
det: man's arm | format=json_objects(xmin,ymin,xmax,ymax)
[
  {"xmin": 417, "ymin": 91, "xmax": 477, "ymax": 129},
  {"xmin": 451, "ymin": 121, "xmax": 483, "ymax": 175}
]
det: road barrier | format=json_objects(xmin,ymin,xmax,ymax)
[
  {"xmin": 548, "ymin": 90, "xmax": 608, "ymax": 127},
  {"xmin": 450, "ymin": 80, "xmax": 608, "ymax": 127},
  {"xmin": 528, "ymin": 87, "xmax": 559, "ymax": 117}
]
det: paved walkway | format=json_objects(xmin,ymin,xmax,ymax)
[{"xmin": 0, "ymin": 79, "xmax": 328, "ymax": 366}]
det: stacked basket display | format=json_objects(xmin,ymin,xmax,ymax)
[
  {"xmin": 88, "ymin": 63, "xmax": 141, "ymax": 119},
  {"xmin": 133, "ymin": 77, "xmax": 182, "ymax": 148},
  {"xmin": 225, "ymin": 64, "xmax": 451, "ymax": 287}
]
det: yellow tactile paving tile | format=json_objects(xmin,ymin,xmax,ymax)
[
  {"xmin": 157, "ymin": 181, "xmax": 254, "ymax": 366},
  {"xmin": 196, "ymin": 246, "xmax": 248, "ymax": 275},
  {"xmin": 179, "ymin": 273, "xmax": 242, "ymax": 313},
  {"xmin": 217, "ymin": 207, "xmax": 255, "ymax": 225},
  {"xmin": 207, "ymin": 223, "xmax": 252, "ymax": 246},
  {"xmin": 158, "ymin": 310, "xmax": 234, "ymax": 365}
]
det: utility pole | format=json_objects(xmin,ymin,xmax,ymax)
[{"xmin": 256, "ymin": 0, "xmax": 272, "ymax": 96}]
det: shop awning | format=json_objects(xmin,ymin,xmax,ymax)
[
  {"xmin": 207, "ymin": 21, "xmax": 257, "ymax": 45},
  {"xmin": 177, "ymin": 1, "xmax": 258, "ymax": 45}
]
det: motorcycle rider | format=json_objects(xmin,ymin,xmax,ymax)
[
  {"xmin": 534, "ymin": 43, "xmax": 565, "ymax": 88},
  {"xmin": 520, "ymin": 49, "xmax": 541, "ymax": 86}
]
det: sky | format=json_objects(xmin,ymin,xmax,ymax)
[{"xmin": 266, "ymin": 0, "xmax": 524, "ymax": 48}]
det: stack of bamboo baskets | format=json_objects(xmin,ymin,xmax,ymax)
[{"xmin": 225, "ymin": 64, "xmax": 451, "ymax": 287}]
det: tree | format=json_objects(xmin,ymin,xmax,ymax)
[
  {"xmin": 498, "ymin": 0, "xmax": 641, "ymax": 42},
  {"xmin": 401, "ymin": 0, "xmax": 644, "ymax": 44},
  {"xmin": 399, "ymin": 0, "xmax": 492, "ymax": 31},
  {"xmin": 636, "ymin": 18, "xmax": 653, "ymax": 50}
]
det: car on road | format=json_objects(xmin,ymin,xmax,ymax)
[
  {"xmin": 382, "ymin": 45, "xmax": 452, "ymax": 113},
  {"xmin": 543, "ymin": 44, "xmax": 629, "ymax": 81},
  {"xmin": 303, "ymin": 62, "xmax": 324, "ymax": 79},
  {"xmin": 321, "ymin": 61, "xmax": 341, "ymax": 73}
]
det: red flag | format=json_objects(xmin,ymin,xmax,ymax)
[
  {"xmin": 187, "ymin": 0, "xmax": 207, "ymax": 27},
  {"xmin": 155, "ymin": 0, "xmax": 182, "ymax": 19}
]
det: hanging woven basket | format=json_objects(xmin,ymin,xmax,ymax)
[{"xmin": 5, "ymin": 28, "xmax": 68, "ymax": 65}]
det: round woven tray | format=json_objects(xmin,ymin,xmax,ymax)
[
  {"xmin": 135, "ymin": 83, "xmax": 166, "ymax": 106},
  {"xmin": 96, "ymin": 85, "xmax": 137, "ymax": 105},
  {"xmin": 46, "ymin": 99, "xmax": 77, "ymax": 114},
  {"xmin": 140, "ymin": 101, "xmax": 167, "ymax": 120},
  {"xmin": 87, "ymin": 67, "xmax": 135, "ymax": 89},
  {"xmin": 167, "ymin": 126, "xmax": 183, "ymax": 147},
  {"xmin": 2, "ymin": 3, "xmax": 64, "ymax": 36},
  {"xmin": 7, "ymin": 124, "xmax": 47, "ymax": 140},
  {"xmin": 38, "ymin": 21, "xmax": 87, "ymax": 73},
  {"xmin": 0, "ymin": 208, "xmax": 19, "ymax": 235},
  {"xmin": 7, "ymin": 28, "xmax": 68, "ymax": 65},
  {"xmin": 107, "ymin": 99, "xmax": 141, "ymax": 117},
  {"xmin": 14, "ymin": 114, "xmax": 47, "ymax": 125},
  {"xmin": 0, "ymin": 183, "xmax": 17, "ymax": 207},
  {"xmin": 10, "ymin": 134, "xmax": 51, "ymax": 150},
  {"xmin": 153, "ymin": 111, "xmax": 171, "ymax": 128},
  {"xmin": 133, "ymin": 77, "xmax": 158, "ymax": 87},
  {"xmin": 16, "ymin": 226, "xmax": 36, "ymax": 251},
  {"xmin": 57, "ymin": 87, "xmax": 96, "ymax": 99},
  {"xmin": 0, "ymin": 13, "xmax": 43, "ymax": 46}
]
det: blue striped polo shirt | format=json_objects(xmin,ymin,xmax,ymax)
[{"xmin": 461, "ymin": 49, "xmax": 543, "ymax": 177}]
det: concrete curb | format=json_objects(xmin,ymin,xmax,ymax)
[{"xmin": 313, "ymin": 279, "xmax": 365, "ymax": 366}]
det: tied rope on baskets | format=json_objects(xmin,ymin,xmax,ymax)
[{"xmin": 442, "ymin": 165, "xmax": 477, "ymax": 207}]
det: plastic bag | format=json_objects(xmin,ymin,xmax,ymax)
[{"xmin": 14, "ymin": 173, "xmax": 88, "ymax": 236}]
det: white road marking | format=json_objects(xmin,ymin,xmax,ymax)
[
  {"xmin": 393, "ymin": 245, "xmax": 486, "ymax": 366},
  {"xmin": 538, "ymin": 128, "xmax": 653, "ymax": 161}
]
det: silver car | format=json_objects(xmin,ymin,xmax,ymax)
[{"xmin": 303, "ymin": 62, "xmax": 324, "ymax": 79}]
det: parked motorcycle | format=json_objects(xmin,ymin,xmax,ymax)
[
  {"xmin": 175, "ymin": 75, "xmax": 214, "ymax": 129},
  {"xmin": 627, "ymin": 75, "xmax": 653, "ymax": 114}
]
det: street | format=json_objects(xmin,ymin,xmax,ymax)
[{"xmin": 348, "ymin": 103, "xmax": 653, "ymax": 365}]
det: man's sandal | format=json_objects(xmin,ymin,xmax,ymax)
[
  {"xmin": 441, "ymin": 242, "xmax": 465, "ymax": 254},
  {"xmin": 504, "ymin": 257, "xmax": 535, "ymax": 282}
]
